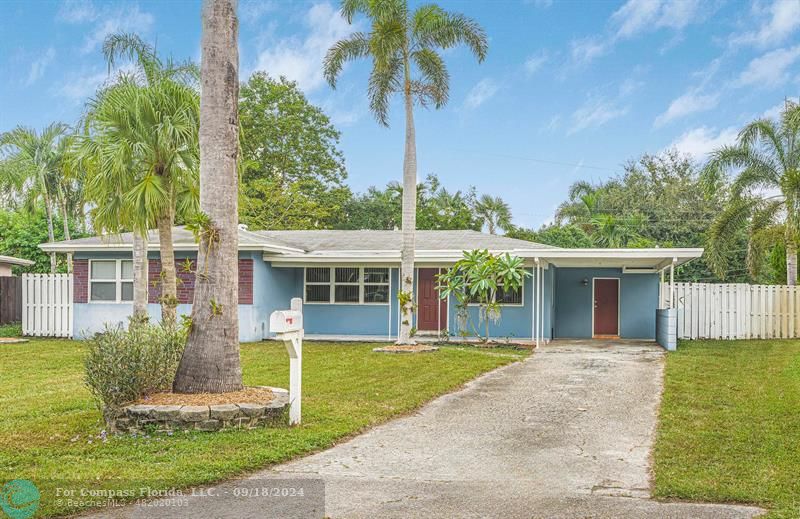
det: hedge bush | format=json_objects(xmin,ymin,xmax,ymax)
[{"xmin": 84, "ymin": 322, "xmax": 186, "ymax": 415}]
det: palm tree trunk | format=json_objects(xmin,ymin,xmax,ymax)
[
  {"xmin": 59, "ymin": 195, "xmax": 73, "ymax": 273},
  {"xmin": 174, "ymin": 0, "xmax": 243, "ymax": 393},
  {"xmin": 44, "ymin": 194, "xmax": 56, "ymax": 273},
  {"xmin": 157, "ymin": 210, "xmax": 178, "ymax": 324},
  {"xmin": 787, "ymin": 234, "xmax": 797, "ymax": 286},
  {"xmin": 397, "ymin": 87, "xmax": 417, "ymax": 345},
  {"xmin": 132, "ymin": 231, "xmax": 149, "ymax": 323}
]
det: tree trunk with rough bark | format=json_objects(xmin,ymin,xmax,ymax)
[
  {"xmin": 397, "ymin": 85, "xmax": 417, "ymax": 345},
  {"xmin": 132, "ymin": 231, "xmax": 149, "ymax": 323},
  {"xmin": 173, "ymin": 0, "xmax": 243, "ymax": 393},
  {"xmin": 59, "ymin": 196, "xmax": 73, "ymax": 273},
  {"xmin": 157, "ymin": 210, "xmax": 178, "ymax": 325},
  {"xmin": 44, "ymin": 194, "xmax": 56, "ymax": 273}
]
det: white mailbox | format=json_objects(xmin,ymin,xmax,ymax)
[
  {"xmin": 269, "ymin": 298, "xmax": 303, "ymax": 425},
  {"xmin": 269, "ymin": 310, "xmax": 303, "ymax": 333}
]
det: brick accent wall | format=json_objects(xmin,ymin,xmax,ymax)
[
  {"xmin": 73, "ymin": 259, "xmax": 88, "ymax": 303},
  {"xmin": 147, "ymin": 257, "xmax": 254, "ymax": 305}
]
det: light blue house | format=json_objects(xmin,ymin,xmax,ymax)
[{"xmin": 41, "ymin": 227, "xmax": 702, "ymax": 345}]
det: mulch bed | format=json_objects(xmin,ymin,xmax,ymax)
[
  {"xmin": 373, "ymin": 344, "xmax": 439, "ymax": 354},
  {"xmin": 137, "ymin": 386, "xmax": 274, "ymax": 406}
]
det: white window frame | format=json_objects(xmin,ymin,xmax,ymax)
[
  {"xmin": 303, "ymin": 266, "xmax": 390, "ymax": 305},
  {"xmin": 89, "ymin": 259, "xmax": 134, "ymax": 304}
]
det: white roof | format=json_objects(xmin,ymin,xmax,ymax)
[
  {"xmin": 39, "ymin": 227, "xmax": 703, "ymax": 270},
  {"xmin": 0, "ymin": 255, "xmax": 35, "ymax": 267}
]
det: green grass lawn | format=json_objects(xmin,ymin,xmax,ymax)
[
  {"xmin": 0, "ymin": 339, "xmax": 526, "ymax": 517},
  {"xmin": 0, "ymin": 321, "xmax": 22, "ymax": 337},
  {"xmin": 654, "ymin": 339, "xmax": 800, "ymax": 518}
]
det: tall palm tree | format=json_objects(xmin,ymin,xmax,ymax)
[
  {"xmin": 703, "ymin": 101, "xmax": 800, "ymax": 284},
  {"xmin": 324, "ymin": 0, "xmax": 487, "ymax": 343},
  {"xmin": 475, "ymin": 194, "xmax": 512, "ymax": 234},
  {"xmin": 0, "ymin": 123, "xmax": 73, "ymax": 272},
  {"xmin": 76, "ymin": 33, "xmax": 200, "ymax": 323},
  {"xmin": 555, "ymin": 180, "xmax": 600, "ymax": 231},
  {"xmin": 173, "ymin": 0, "xmax": 243, "ymax": 393},
  {"xmin": 590, "ymin": 213, "xmax": 644, "ymax": 248}
]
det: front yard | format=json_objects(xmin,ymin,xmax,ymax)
[
  {"xmin": 0, "ymin": 338, "xmax": 526, "ymax": 517},
  {"xmin": 654, "ymin": 339, "xmax": 800, "ymax": 518}
]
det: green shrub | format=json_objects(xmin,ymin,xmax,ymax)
[
  {"xmin": 0, "ymin": 322, "xmax": 22, "ymax": 337},
  {"xmin": 84, "ymin": 323, "xmax": 186, "ymax": 414}
]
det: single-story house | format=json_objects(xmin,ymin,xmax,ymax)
[
  {"xmin": 0, "ymin": 255, "xmax": 35, "ymax": 276},
  {"xmin": 40, "ymin": 227, "xmax": 701, "ymax": 344}
]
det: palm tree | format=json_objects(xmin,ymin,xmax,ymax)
[
  {"xmin": 590, "ymin": 213, "xmax": 644, "ymax": 248},
  {"xmin": 703, "ymin": 101, "xmax": 800, "ymax": 284},
  {"xmin": 555, "ymin": 180, "xmax": 600, "ymax": 232},
  {"xmin": 173, "ymin": 0, "xmax": 243, "ymax": 393},
  {"xmin": 76, "ymin": 33, "xmax": 200, "ymax": 323},
  {"xmin": 0, "ymin": 123, "xmax": 73, "ymax": 272},
  {"xmin": 324, "ymin": 0, "xmax": 487, "ymax": 343},
  {"xmin": 475, "ymin": 194, "xmax": 512, "ymax": 234}
]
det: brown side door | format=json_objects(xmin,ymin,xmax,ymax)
[
  {"xmin": 417, "ymin": 268, "xmax": 447, "ymax": 331},
  {"xmin": 593, "ymin": 278, "xmax": 619, "ymax": 337}
]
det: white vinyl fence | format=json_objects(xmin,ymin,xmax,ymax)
[
  {"xmin": 661, "ymin": 282, "xmax": 800, "ymax": 340},
  {"xmin": 22, "ymin": 273, "xmax": 73, "ymax": 338}
]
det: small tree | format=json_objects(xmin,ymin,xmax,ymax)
[{"xmin": 437, "ymin": 250, "xmax": 530, "ymax": 343}]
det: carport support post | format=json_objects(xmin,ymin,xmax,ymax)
[
  {"xmin": 534, "ymin": 258, "xmax": 541, "ymax": 348},
  {"xmin": 669, "ymin": 259, "xmax": 676, "ymax": 309}
]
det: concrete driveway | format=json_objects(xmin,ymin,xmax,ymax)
[{"xmin": 92, "ymin": 341, "xmax": 763, "ymax": 518}]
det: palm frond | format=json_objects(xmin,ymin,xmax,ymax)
[
  {"xmin": 411, "ymin": 5, "xmax": 487, "ymax": 62},
  {"xmin": 411, "ymin": 48, "xmax": 448, "ymax": 108},
  {"xmin": 706, "ymin": 197, "xmax": 756, "ymax": 279},
  {"xmin": 323, "ymin": 32, "xmax": 371, "ymax": 88}
]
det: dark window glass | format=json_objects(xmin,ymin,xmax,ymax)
[
  {"xmin": 335, "ymin": 285, "xmax": 360, "ymax": 303},
  {"xmin": 496, "ymin": 285, "xmax": 522, "ymax": 305},
  {"xmin": 306, "ymin": 284, "xmax": 330, "ymax": 303},
  {"xmin": 364, "ymin": 268, "xmax": 389, "ymax": 284},
  {"xmin": 306, "ymin": 268, "xmax": 330, "ymax": 283},
  {"xmin": 121, "ymin": 282, "xmax": 134, "ymax": 301},
  {"xmin": 364, "ymin": 285, "xmax": 389, "ymax": 303},
  {"xmin": 335, "ymin": 267, "xmax": 360, "ymax": 283},
  {"xmin": 91, "ymin": 282, "xmax": 116, "ymax": 301}
]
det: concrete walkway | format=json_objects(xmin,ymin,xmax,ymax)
[{"xmin": 92, "ymin": 341, "xmax": 764, "ymax": 518}]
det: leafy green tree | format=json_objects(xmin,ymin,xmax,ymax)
[
  {"xmin": 702, "ymin": 101, "xmax": 800, "ymax": 285},
  {"xmin": 240, "ymin": 178, "xmax": 351, "ymax": 230},
  {"xmin": 325, "ymin": 0, "xmax": 488, "ymax": 344},
  {"xmin": 437, "ymin": 250, "xmax": 529, "ymax": 342},
  {"xmin": 507, "ymin": 224, "xmax": 594, "ymax": 248},
  {"xmin": 74, "ymin": 33, "xmax": 200, "ymax": 323},
  {"xmin": 336, "ymin": 174, "xmax": 480, "ymax": 231},
  {"xmin": 0, "ymin": 209, "xmax": 85, "ymax": 273},
  {"xmin": 0, "ymin": 123, "xmax": 76, "ymax": 272},
  {"xmin": 475, "ymin": 194, "xmax": 512, "ymax": 234},
  {"xmin": 240, "ymin": 73, "xmax": 347, "ymax": 194}
]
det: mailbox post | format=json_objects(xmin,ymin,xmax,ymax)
[{"xmin": 269, "ymin": 298, "xmax": 303, "ymax": 425}]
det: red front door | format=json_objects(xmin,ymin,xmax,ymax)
[
  {"xmin": 417, "ymin": 268, "xmax": 447, "ymax": 331},
  {"xmin": 593, "ymin": 278, "xmax": 619, "ymax": 337}
]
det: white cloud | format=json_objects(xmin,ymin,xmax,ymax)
[
  {"xmin": 568, "ymin": 98, "xmax": 628, "ymax": 134},
  {"xmin": 240, "ymin": 0, "xmax": 278, "ymax": 24},
  {"xmin": 569, "ymin": 36, "xmax": 609, "ymax": 65},
  {"xmin": 762, "ymin": 97, "xmax": 800, "ymax": 120},
  {"xmin": 54, "ymin": 69, "xmax": 110, "ymax": 102},
  {"xmin": 730, "ymin": 0, "xmax": 800, "ymax": 48},
  {"xmin": 735, "ymin": 45, "xmax": 800, "ymax": 87},
  {"xmin": 526, "ymin": 0, "xmax": 554, "ymax": 8},
  {"xmin": 654, "ymin": 89, "xmax": 720, "ymax": 127},
  {"xmin": 81, "ymin": 4, "xmax": 154, "ymax": 54},
  {"xmin": 253, "ymin": 2, "xmax": 356, "ymax": 92},
  {"xmin": 524, "ymin": 52, "xmax": 547, "ymax": 76},
  {"xmin": 26, "ymin": 48, "xmax": 56, "ymax": 86},
  {"xmin": 463, "ymin": 78, "xmax": 500, "ymax": 110},
  {"xmin": 669, "ymin": 126, "xmax": 738, "ymax": 160},
  {"xmin": 612, "ymin": 0, "xmax": 703, "ymax": 38},
  {"xmin": 57, "ymin": 0, "xmax": 97, "ymax": 23}
]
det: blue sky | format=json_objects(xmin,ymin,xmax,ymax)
[{"xmin": 2, "ymin": 0, "xmax": 799, "ymax": 229}]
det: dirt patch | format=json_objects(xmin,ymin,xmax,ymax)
[
  {"xmin": 138, "ymin": 386, "xmax": 274, "ymax": 406},
  {"xmin": 373, "ymin": 345, "xmax": 439, "ymax": 353}
]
